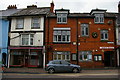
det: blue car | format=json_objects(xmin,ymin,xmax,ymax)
[{"xmin": 45, "ymin": 60, "xmax": 82, "ymax": 74}]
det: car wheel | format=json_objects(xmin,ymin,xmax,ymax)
[
  {"xmin": 72, "ymin": 68, "xmax": 79, "ymax": 73},
  {"xmin": 48, "ymin": 68, "xmax": 55, "ymax": 74}
]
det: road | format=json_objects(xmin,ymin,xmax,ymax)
[
  {"xmin": 1, "ymin": 68, "xmax": 119, "ymax": 80},
  {"xmin": 1, "ymin": 69, "xmax": 120, "ymax": 80}
]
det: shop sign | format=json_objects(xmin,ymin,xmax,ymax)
[
  {"xmin": 30, "ymin": 52, "xmax": 37, "ymax": 55},
  {"xmin": 100, "ymin": 47, "xmax": 114, "ymax": 49},
  {"xmin": 13, "ymin": 52, "xmax": 22, "ymax": 55},
  {"xmin": 107, "ymin": 42, "xmax": 114, "ymax": 44}
]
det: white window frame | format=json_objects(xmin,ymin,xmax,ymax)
[
  {"xmin": 31, "ymin": 17, "xmax": 40, "ymax": 29},
  {"xmin": 81, "ymin": 24, "xmax": 89, "ymax": 36},
  {"xmin": 94, "ymin": 14, "xmax": 104, "ymax": 23},
  {"xmin": 101, "ymin": 30, "xmax": 108, "ymax": 40},
  {"xmin": 53, "ymin": 52, "xmax": 70, "ymax": 61},
  {"xmin": 79, "ymin": 51, "xmax": 92, "ymax": 61},
  {"xmin": 53, "ymin": 28, "xmax": 70, "ymax": 43},
  {"xmin": 16, "ymin": 18, "xmax": 24, "ymax": 29},
  {"xmin": 57, "ymin": 13, "xmax": 67, "ymax": 23},
  {"xmin": 20, "ymin": 34, "xmax": 34, "ymax": 46}
]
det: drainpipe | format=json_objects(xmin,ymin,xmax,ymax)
[
  {"xmin": 43, "ymin": 46, "xmax": 46, "ymax": 68},
  {"xmin": 7, "ymin": 49, "xmax": 10, "ymax": 68},
  {"xmin": 76, "ymin": 18, "xmax": 79, "ymax": 65},
  {"xmin": 117, "ymin": 49, "xmax": 119, "ymax": 67}
]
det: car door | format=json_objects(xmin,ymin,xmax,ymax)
[
  {"xmin": 60, "ymin": 61, "xmax": 72, "ymax": 72},
  {"xmin": 52, "ymin": 61, "xmax": 62, "ymax": 72}
]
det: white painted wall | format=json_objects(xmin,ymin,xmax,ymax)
[
  {"xmin": 10, "ymin": 33, "xmax": 20, "ymax": 46},
  {"xmin": 10, "ymin": 16, "xmax": 44, "ymax": 46},
  {"xmin": 10, "ymin": 32, "xmax": 43, "ymax": 46},
  {"xmin": 11, "ymin": 16, "xmax": 44, "ymax": 31}
]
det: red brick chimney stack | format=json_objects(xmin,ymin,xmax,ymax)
[
  {"xmin": 50, "ymin": 1, "xmax": 54, "ymax": 13},
  {"xmin": 118, "ymin": 1, "xmax": 120, "ymax": 13},
  {"xmin": 7, "ymin": 5, "xmax": 17, "ymax": 9}
]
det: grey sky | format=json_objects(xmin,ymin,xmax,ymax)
[{"xmin": 0, "ymin": 0, "xmax": 119, "ymax": 13}]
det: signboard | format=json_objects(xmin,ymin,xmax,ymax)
[{"xmin": 100, "ymin": 47, "xmax": 114, "ymax": 49}]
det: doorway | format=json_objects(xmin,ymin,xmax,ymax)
[
  {"xmin": 2, "ymin": 53, "xmax": 6, "ymax": 66},
  {"xmin": 104, "ymin": 51, "xmax": 114, "ymax": 67}
]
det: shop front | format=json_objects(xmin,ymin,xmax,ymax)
[{"xmin": 8, "ymin": 47, "xmax": 43, "ymax": 68}]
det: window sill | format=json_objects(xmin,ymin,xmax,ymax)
[
  {"xmin": 57, "ymin": 22, "xmax": 67, "ymax": 24},
  {"xmin": 94, "ymin": 23, "xmax": 104, "ymax": 24},
  {"xmin": 79, "ymin": 60, "xmax": 93, "ymax": 62},
  {"xmin": 81, "ymin": 36, "xmax": 89, "ymax": 37},
  {"xmin": 16, "ymin": 28, "xmax": 24, "ymax": 29},
  {"xmin": 100, "ymin": 40, "xmax": 109, "ymax": 42}
]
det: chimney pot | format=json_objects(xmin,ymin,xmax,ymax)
[
  {"xmin": 27, "ymin": 5, "xmax": 37, "ymax": 9},
  {"xmin": 7, "ymin": 5, "xmax": 17, "ymax": 9},
  {"xmin": 50, "ymin": 1, "xmax": 54, "ymax": 13}
]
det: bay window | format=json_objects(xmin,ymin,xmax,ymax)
[{"xmin": 21, "ymin": 34, "xmax": 34, "ymax": 46}]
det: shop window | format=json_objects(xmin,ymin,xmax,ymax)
[
  {"xmin": 53, "ymin": 52, "xmax": 70, "ymax": 61},
  {"xmin": 30, "ymin": 56, "xmax": 37, "ymax": 65},
  {"xmin": 94, "ymin": 55, "xmax": 102, "ymax": 61},
  {"xmin": 79, "ymin": 51, "xmax": 92, "ymax": 61}
]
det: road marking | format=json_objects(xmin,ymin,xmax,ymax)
[{"xmin": 3, "ymin": 73, "xmax": 118, "ymax": 76}]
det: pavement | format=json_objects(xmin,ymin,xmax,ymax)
[{"xmin": 2, "ymin": 67, "xmax": 119, "ymax": 75}]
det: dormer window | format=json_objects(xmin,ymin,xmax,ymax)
[
  {"xmin": 57, "ymin": 13, "xmax": 67, "ymax": 23},
  {"xmin": 94, "ymin": 14, "xmax": 104, "ymax": 23},
  {"xmin": 55, "ymin": 8, "xmax": 69, "ymax": 24}
]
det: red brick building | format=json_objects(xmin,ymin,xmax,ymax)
[{"xmin": 45, "ymin": 4, "xmax": 117, "ymax": 68}]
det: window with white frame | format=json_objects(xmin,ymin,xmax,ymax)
[
  {"xmin": 53, "ymin": 28, "xmax": 70, "ymax": 43},
  {"xmin": 94, "ymin": 14, "xmax": 104, "ymax": 23},
  {"xmin": 21, "ymin": 34, "xmax": 34, "ymax": 46},
  {"xmin": 57, "ymin": 14, "xmax": 67, "ymax": 23},
  {"xmin": 101, "ymin": 30, "xmax": 108, "ymax": 40},
  {"xmin": 53, "ymin": 52, "xmax": 70, "ymax": 61},
  {"xmin": 79, "ymin": 51, "xmax": 92, "ymax": 61},
  {"xmin": 94, "ymin": 55, "xmax": 102, "ymax": 61},
  {"xmin": 81, "ymin": 24, "xmax": 89, "ymax": 36},
  {"xmin": 16, "ymin": 18, "xmax": 24, "ymax": 29},
  {"xmin": 31, "ymin": 17, "xmax": 40, "ymax": 29}
]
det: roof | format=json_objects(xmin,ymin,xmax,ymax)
[
  {"xmin": 10, "ymin": 7, "xmax": 50, "ymax": 17},
  {"xmin": 48, "ymin": 12, "xmax": 116, "ymax": 18},
  {"xmin": 0, "ymin": 9, "xmax": 21, "ymax": 18}
]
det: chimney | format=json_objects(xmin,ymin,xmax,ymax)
[
  {"xmin": 50, "ymin": 1, "xmax": 54, "ymax": 13},
  {"xmin": 7, "ymin": 5, "xmax": 17, "ymax": 9},
  {"xmin": 27, "ymin": 5, "xmax": 37, "ymax": 9},
  {"xmin": 118, "ymin": 1, "xmax": 120, "ymax": 13}
]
